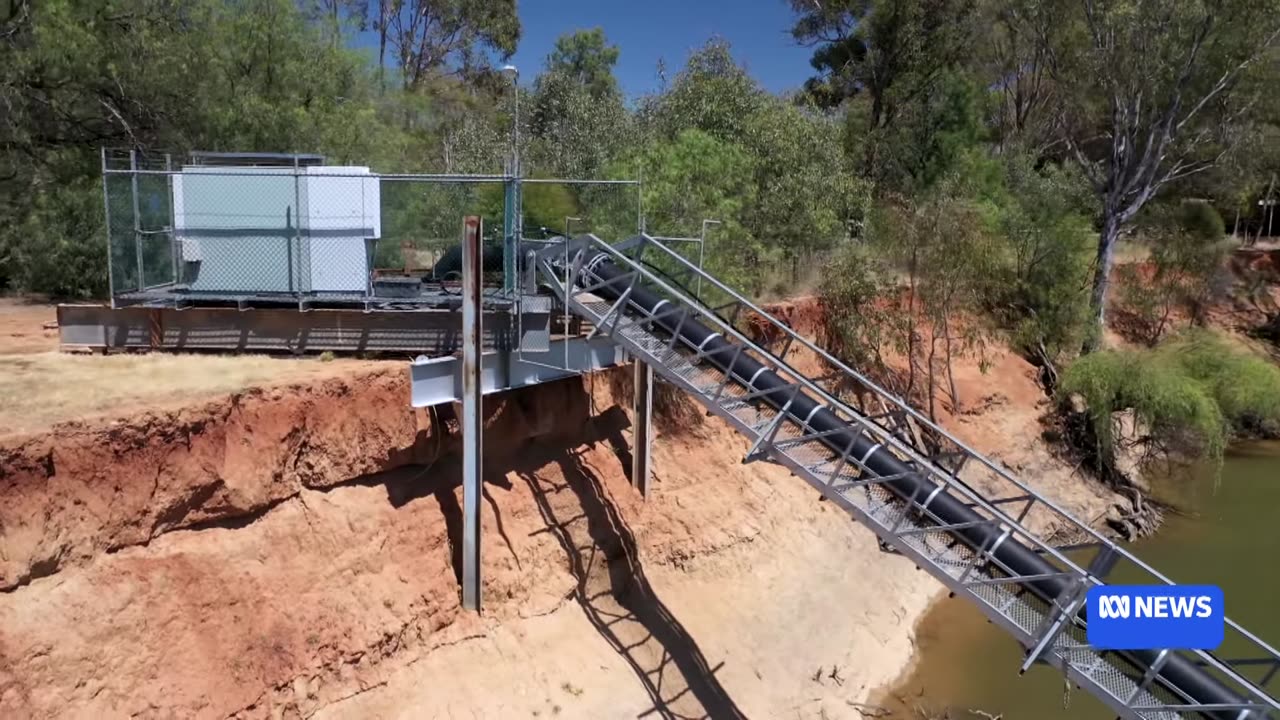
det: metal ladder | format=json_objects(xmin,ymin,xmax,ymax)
[{"xmin": 535, "ymin": 233, "xmax": 1280, "ymax": 720}]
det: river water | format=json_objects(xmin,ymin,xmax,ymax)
[{"xmin": 886, "ymin": 442, "xmax": 1280, "ymax": 719}]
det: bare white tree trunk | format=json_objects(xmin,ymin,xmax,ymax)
[{"xmin": 1084, "ymin": 214, "xmax": 1124, "ymax": 353}]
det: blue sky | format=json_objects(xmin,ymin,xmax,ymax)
[{"xmin": 508, "ymin": 1, "xmax": 815, "ymax": 98}]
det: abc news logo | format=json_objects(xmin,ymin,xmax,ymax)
[
  {"xmin": 1095, "ymin": 593, "xmax": 1215, "ymax": 620},
  {"xmin": 1086, "ymin": 585, "xmax": 1224, "ymax": 650}
]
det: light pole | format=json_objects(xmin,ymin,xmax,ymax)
[
  {"xmin": 501, "ymin": 64, "xmax": 520, "ymax": 293},
  {"xmin": 698, "ymin": 219, "xmax": 721, "ymax": 299}
]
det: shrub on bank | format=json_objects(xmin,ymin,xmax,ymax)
[{"xmin": 1059, "ymin": 331, "xmax": 1280, "ymax": 475}]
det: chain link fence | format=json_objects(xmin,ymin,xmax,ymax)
[{"xmin": 101, "ymin": 149, "xmax": 643, "ymax": 307}]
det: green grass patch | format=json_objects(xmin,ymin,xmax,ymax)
[{"xmin": 1059, "ymin": 331, "xmax": 1280, "ymax": 473}]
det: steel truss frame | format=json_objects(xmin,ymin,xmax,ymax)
[{"xmin": 535, "ymin": 233, "xmax": 1280, "ymax": 720}]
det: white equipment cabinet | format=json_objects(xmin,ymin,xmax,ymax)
[
  {"xmin": 172, "ymin": 164, "xmax": 381, "ymax": 294},
  {"xmin": 302, "ymin": 166, "xmax": 381, "ymax": 293}
]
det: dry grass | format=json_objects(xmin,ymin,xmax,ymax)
[{"xmin": 0, "ymin": 351, "xmax": 387, "ymax": 438}]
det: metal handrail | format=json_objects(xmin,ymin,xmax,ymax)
[
  {"xmin": 104, "ymin": 167, "xmax": 513, "ymax": 182},
  {"xmin": 634, "ymin": 237, "xmax": 1240, "ymax": 572},
  {"xmin": 634, "ymin": 232, "xmax": 1280, "ymax": 670},
  {"xmin": 545, "ymin": 233, "xmax": 1280, "ymax": 709},
  {"xmin": 631, "ymin": 232, "xmax": 1280, "ymax": 696},
  {"xmin": 556, "ymin": 236, "xmax": 1093, "ymax": 567}
]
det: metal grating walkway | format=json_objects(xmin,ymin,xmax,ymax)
[{"xmin": 535, "ymin": 233, "xmax": 1280, "ymax": 720}]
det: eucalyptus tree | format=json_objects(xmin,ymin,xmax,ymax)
[
  {"xmin": 1039, "ymin": 0, "xmax": 1280, "ymax": 351},
  {"xmin": 527, "ymin": 28, "xmax": 629, "ymax": 179},
  {"xmin": 788, "ymin": 0, "xmax": 979, "ymax": 175},
  {"xmin": 362, "ymin": 0, "xmax": 519, "ymax": 91}
]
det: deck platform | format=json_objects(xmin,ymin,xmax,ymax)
[{"xmin": 59, "ymin": 290, "xmax": 552, "ymax": 355}]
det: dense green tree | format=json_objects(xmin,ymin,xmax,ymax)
[
  {"xmin": 637, "ymin": 41, "xmax": 860, "ymax": 285},
  {"xmin": 611, "ymin": 129, "xmax": 763, "ymax": 292},
  {"xmin": 787, "ymin": 0, "xmax": 870, "ymax": 108},
  {"xmin": 362, "ymin": 0, "xmax": 519, "ymax": 91},
  {"xmin": 741, "ymin": 99, "xmax": 860, "ymax": 281},
  {"xmin": 541, "ymin": 27, "xmax": 620, "ymax": 98},
  {"xmin": 863, "ymin": 69, "xmax": 985, "ymax": 192},
  {"xmin": 789, "ymin": 0, "xmax": 978, "ymax": 146},
  {"xmin": 978, "ymin": 0, "xmax": 1064, "ymax": 151},
  {"xmin": 527, "ymin": 28, "xmax": 629, "ymax": 179},
  {"xmin": 984, "ymin": 153, "xmax": 1097, "ymax": 377},
  {"xmin": 640, "ymin": 40, "xmax": 765, "ymax": 144},
  {"xmin": 0, "ymin": 0, "xmax": 398, "ymax": 295}
]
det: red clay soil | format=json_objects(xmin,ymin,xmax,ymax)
[
  {"xmin": 743, "ymin": 295, "xmax": 826, "ymax": 345},
  {"xmin": 0, "ymin": 370, "xmax": 645, "ymax": 715},
  {"xmin": 0, "ymin": 369, "xmax": 433, "ymax": 591},
  {"xmin": 753, "ymin": 296, "xmax": 1115, "ymax": 531},
  {"xmin": 1231, "ymin": 246, "xmax": 1280, "ymax": 282},
  {"xmin": 0, "ymin": 298, "xmax": 57, "ymax": 355},
  {"xmin": 0, "ymin": 300, "xmax": 1118, "ymax": 719},
  {"xmin": 1, "ymin": 365, "xmax": 945, "ymax": 719},
  {"xmin": 1104, "ymin": 246, "xmax": 1280, "ymax": 345}
]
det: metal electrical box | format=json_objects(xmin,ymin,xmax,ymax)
[{"xmin": 172, "ymin": 163, "xmax": 380, "ymax": 294}]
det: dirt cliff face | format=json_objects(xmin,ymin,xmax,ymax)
[
  {"xmin": 0, "ymin": 365, "xmax": 949, "ymax": 719},
  {"xmin": 0, "ymin": 368, "xmax": 425, "ymax": 591},
  {"xmin": 0, "ymin": 302, "xmax": 1119, "ymax": 719}
]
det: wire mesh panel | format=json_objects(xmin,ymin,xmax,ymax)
[
  {"xmin": 102, "ymin": 151, "xmax": 518, "ymax": 305},
  {"xmin": 534, "ymin": 233, "xmax": 1280, "ymax": 720},
  {"xmin": 100, "ymin": 148, "xmax": 639, "ymax": 322},
  {"xmin": 104, "ymin": 150, "xmax": 179, "ymax": 295},
  {"xmin": 379, "ymin": 179, "xmax": 492, "ymax": 276}
]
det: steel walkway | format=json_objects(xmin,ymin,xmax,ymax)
[{"xmin": 534, "ymin": 233, "xmax": 1280, "ymax": 720}]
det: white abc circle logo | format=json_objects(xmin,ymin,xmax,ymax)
[{"xmin": 1098, "ymin": 594, "xmax": 1131, "ymax": 619}]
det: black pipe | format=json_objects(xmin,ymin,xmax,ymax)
[
  {"xmin": 581, "ymin": 254, "xmax": 1253, "ymax": 719},
  {"xmin": 430, "ymin": 240, "xmax": 544, "ymax": 280}
]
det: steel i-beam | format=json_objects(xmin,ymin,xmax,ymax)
[
  {"xmin": 461, "ymin": 216, "xmax": 483, "ymax": 612},
  {"xmin": 632, "ymin": 359, "xmax": 654, "ymax": 496}
]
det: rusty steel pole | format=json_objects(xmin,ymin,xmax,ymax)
[{"xmin": 461, "ymin": 216, "xmax": 483, "ymax": 612}]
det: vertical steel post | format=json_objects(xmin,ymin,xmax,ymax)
[
  {"xmin": 166, "ymin": 153, "xmax": 177, "ymax": 285},
  {"xmin": 697, "ymin": 219, "xmax": 721, "ymax": 301},
  {"xmin": 290, "ymin": 156, "xmax": 300, "ymax": 296},
  {"xmin": 503, "ymin": 74, "xmax": 521, "ymax": 294},
  {"xmin": 632, "ymin": 359, "xmax": 653, "ymax": 497},
  {"xmin": 101, "ymin": 148, "xmax": 117, "ymax": 308},
  {"xmin": 461, "ymin": 216, "xmax": 484, "ymax": 611},
  {"xmin": 504, "ymin": 178, "xmax": 517, "ymax": 293},
  {"xmin": 130, "ymin": 149, "xmax": 144, "ymax": 291}
]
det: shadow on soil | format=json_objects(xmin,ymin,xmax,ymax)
[
  {"xmin": 347, "ymin": 394, "xmax": 745, "ymax": 719},
  {"xmin": 516, "ymin": 406, "xmax": 747, "ymax": 720}
]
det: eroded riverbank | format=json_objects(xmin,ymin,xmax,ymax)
[{"xmin": 883, "ymin": 442, "xmax": 1280, "ymax": 719}]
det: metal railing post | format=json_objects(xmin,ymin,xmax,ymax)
[
  {"xmin": 101, "ymin": 148, "xmax": 117, "ymax": 307},
  {"xmin": 461, "ymin": 215, "xmax": 484, "ymax": 612},
  {"xmin": 291, "ymin": 156, "xmax": 300, "ymax": 297},
  {"xmin": 166, "ymin": 153, "xmax": 177, "ymax": 285},
  {"xmin": 130, "ymin": 149, "xmax": 144, "ymax": 291}
]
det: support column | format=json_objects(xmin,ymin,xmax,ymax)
[
  {"xmin": 632, "ymin": 359, "xmax": 653, "ymax": 496},
  {"xmin": 503, "ymin": 178, "xmax": 517, "ymax": 293},
  {"xmin": 461, "ymin": 216, "xmax": 484, "ymax": 612},
  {"xmin": 130, "ymin": 149, "xmax": 144, "ymax": 291}
]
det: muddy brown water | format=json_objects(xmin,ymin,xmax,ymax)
[{"xmin": 887, "ymin": 442, "xmax": 1280, "ymax": 719}]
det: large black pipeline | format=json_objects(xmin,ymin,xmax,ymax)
[{"xmin": 581, "ymin": 254, "xmax": 1252, "ymax": 718}]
